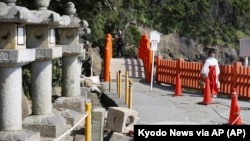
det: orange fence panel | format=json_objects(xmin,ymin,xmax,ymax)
[
  {"xmin": 137, "ymin": 34, "xmax": 250, "ymax": 99},
  {"xmin": 154, "ymin": 57, "xmax": 250, "ymax": 99}
]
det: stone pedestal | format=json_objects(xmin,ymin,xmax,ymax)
[
  {"xmin": 53, "ymin": 96, "xmax": 86, "ymax": 113},
  {"xmin": 53, "ymin": 87, "xmax": 90, "ymax": 114},
  {"xmin": 23, "ymin": 114, "xmax": 67, "ymax": 138}
]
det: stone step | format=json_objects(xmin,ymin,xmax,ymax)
[{"xmin": 110, "ymin": 58, "xmax": 145, "ymax": 82}]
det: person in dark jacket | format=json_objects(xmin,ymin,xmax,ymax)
[{"xmin": 115, "ymin": 28, "xmax": 124, "ymax": 57}]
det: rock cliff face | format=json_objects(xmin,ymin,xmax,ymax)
[
  {"xmin": 84, "ymin": 27, "xmax": 245, "ymax": 78},
  {"xmin": 138, "ymin": 27, "xmax": 241, "ymax": 65},
  {"xmin": 157, "ymin": 33, "xmax": 239, "ymax": 65}
]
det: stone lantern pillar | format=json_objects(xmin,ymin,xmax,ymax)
[
  {"xmin": 60, "ymin": 2, "xmax": 83, "ymax": 97},
  {"xmin": 22, "ymin": 0, "xmax": 68, "ymax": 138},
  {"xmin": 53, "ymin": 2, "xmax": 88, "ymax": 114},
  {"xmin": 0, "ymin": 1, "xmax": 40, "ymax": 140}
]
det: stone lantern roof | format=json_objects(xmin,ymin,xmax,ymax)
[
  {"xmin": 57, "ymin": 2, "xmax": 91, "ymax": 36},
  {"xmin": 30, "ymin": 0, "xmax": 70, "ymax": 26},
  {"xmin": 57, "ymin": 2, "xmax": 81, "ymax": 28},
  {"xmin": 0, "ymin": 1, "xmax": 43, "ymax": 23},
  {"xmin": 0, "ymin": 0, "xmax": 70, "ymax": 26}
]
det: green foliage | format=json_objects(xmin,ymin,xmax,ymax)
[
  {"xmin": 22, "ymin": 65, "xmax": 32, "ymax": 99},
  {"xmin": 124, "ymin": 26, "xmax": 141, "ymax": 47},
  {"xmin": 21, "ymin": 59, "xmax": 62, "ymax": 99},
  {"xmin": 123, "ymin": 26, "xmax": 141, "ymax": 58},
  {"xmin": 15, "ymin": 0, "xmax": 250, "ymax": 49},
  {"xmin": 154, "ymin": 0, "xmax": 250, "ymax": 48},
  {"xmin": 52, "ymin": 59, "xmax": 62, "ymax": 87}
]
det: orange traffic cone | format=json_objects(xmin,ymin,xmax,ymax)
[
  {"xmin": 198, "ymin": 77, "xmax": 212, "ymax": 105},
  {"xmin": 233, "ymin": 105, "xmax": 242, "ymax": 125},
  {"xmin": 173, "ymin": 73, "xmax": 183, "ymax": 96},
  {"xmin": 228, "ymin": 88, "xmax": 242, "ymax": 125}
]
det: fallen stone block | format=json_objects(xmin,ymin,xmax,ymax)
[{"xmin": 106, "ymin": 107, "xmax": 138, "ymax": 133}]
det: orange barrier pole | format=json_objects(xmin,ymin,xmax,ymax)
[
  {"xmin": 139, "ymin": 34, "xmax": 149, "ymax": 77},
  {"xmin": 109, "ymin": 71, "xmax": 111, "ymax": 92},
  {"xmin": 110, "ymin": 37, "xmax": 113, "ymax": 58},
  {"xmin": 104, "ymin": 34, "xmax": 112, "ymax": 82},
  {"xmin": 138, "ymin": 35, "xmax": 146, "ymax": 60}
]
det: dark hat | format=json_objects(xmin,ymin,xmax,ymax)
[
  {"xmin": 117, "ymin": 28, "xmax": 122, "ymax": 31},
  {"xmin": 208, "ymin": 48, "xmax": 217, "ymax": 54}
]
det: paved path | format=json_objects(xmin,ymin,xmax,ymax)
[
  {"xmin": 105, "ymin": 58, "xmax": 250, "ymax": 125},
  {"xmin": 110, "ymin": 58, "xmax": 145, "ymax": 82},
  {"xmin": 102, "ymin": 81, "xmax": 250, "ymax": 125}
]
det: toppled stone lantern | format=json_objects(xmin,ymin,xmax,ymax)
[
  {"xmin": 0, "ymin": 0, "xmax": 42, "ymax": 140},
  {"xmin": 22, "ymin": 0, "xmax": 71, "ymax": 138}
]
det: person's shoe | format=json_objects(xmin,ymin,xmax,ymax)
[{"xmin": 212, "ymin": 94, "xmax": 217, "ymax": 98}]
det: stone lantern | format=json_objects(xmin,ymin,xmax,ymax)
[
  {"xmin": 22, "ymin": 0, "xmax": 69, "ymax": 138},
  {"xmin": 0, "ymin": 0, "xmax": 42, "ymax": 140},
  {"xmin": 52, "ymin": 1, "xmax": 87, "ymax": 127},
  {"xmin": 53, "ymin": 1, "xmax": 85, "ymax": 108}
]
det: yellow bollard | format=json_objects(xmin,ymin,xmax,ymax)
[
  {"xmin": 85, "ymin": 102, "xmax": 92, "ymax": 141},
  {"xmin": 116, "ymin": 71, "xmax": 119, "ymax": 96},
  {"xmin": 118, "ymin": 70, "xmax": 121, "ymax": 98},
  {"xmin": 109, "ymin": 71, "xmax": 111, "ymax": 92},
  {"xmin": 125, "ymin": 71, "xmax": 129, "ymax": 105},
  {"xmin": 128, "ymin": 80, "xmax": 133, "ymax": 109}
]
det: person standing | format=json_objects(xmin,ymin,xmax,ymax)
[
  {"xmin": 115, "ymin": 28, "xmax": 124, "ymax": 57},
  {"xmin": 200, "ymin": 48, "xmax": 220, "ymax": 97}
]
